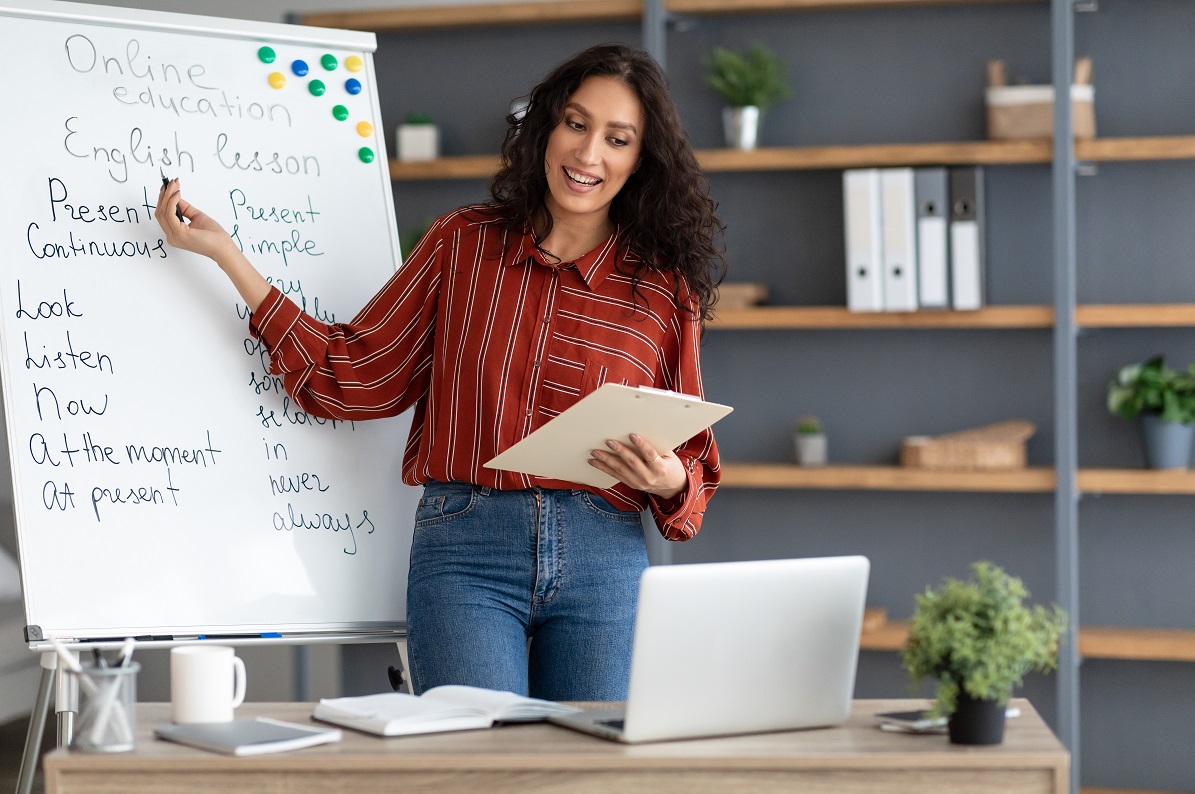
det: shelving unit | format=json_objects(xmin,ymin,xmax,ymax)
[
  {"xmin": 861, "ymin": 622, "xmax": 1195, "ymax": 663},
  {"xmin": 298, "ymin": 1, "xmax": 1195, "ymax": 789}
]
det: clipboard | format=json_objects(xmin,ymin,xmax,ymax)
[{"xmin": 485, "ymin": 384, "xmax": 733, "ymax": 489}]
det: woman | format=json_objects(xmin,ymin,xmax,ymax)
[{"xmin": 156, "ymin": 43, "xmax": 725, "ymax": 701}]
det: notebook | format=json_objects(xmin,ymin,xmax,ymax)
[
  {"xmin": 154, "ymin": 717, "xmax": 341, "ymax": 756},
  {"xmin": 548, "ymin": 555, "xmax": 870, "ymax": 743},
  {"xmin": 313, "ymin": 685, "xmax": 579, "ymax": 737}
]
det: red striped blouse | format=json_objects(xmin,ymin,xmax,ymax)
[{"xmin": 249, "ymin": 205, "xmax": 719, "ymax": 540}]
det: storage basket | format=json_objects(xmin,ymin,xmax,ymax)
[{"xmin": 900, "ymin": 420, "xmax": 1036, "ymax": 470}]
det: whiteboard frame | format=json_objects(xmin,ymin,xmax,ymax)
[{"xmin": 2, "ymin": 0, "xmax": 409, "ymax": 651}]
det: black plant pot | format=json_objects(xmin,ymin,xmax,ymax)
[{"xmin": 948, "ymin": 692, "xmax": 1005, "ymax": 745}]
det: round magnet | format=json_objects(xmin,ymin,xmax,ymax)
[
  {"xmin": 344, "ymin": 55, "xmax": 364, "ymax": 72},
  {"xmin": 268, "ymin": 71, "xmax": 286, "ymax": 89},
  {"xmin": 332, "ymin": 104, "xmax": 350, "ymax": 121},
  {"xmin": 320, "ymin": 53, "xmax": 338, "ymax": 71},
  {"xmin": 358, "ymin": 147, "xmax": 375, "ymax": 163},
  {"xmin": 309, "ymin": 79, "xmax": 326, "ymax": 97},
  {"xmin": 344, "ymin": 78, "xmax": 362, "ymax": 95},
  {"xmin": 356, "ymin": 121, "xmax": 374, "ymax": 138},
  {"xmin": 258, "ymin": 46, "xmax": 276, "ymax": 64},
  {"xmin": 291, "ymin": 59, "xmax": 309, "ymax": 77}
]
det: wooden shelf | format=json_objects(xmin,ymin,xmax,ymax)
[
  {"xmin": 719, "ymin": 463, "xmax": 1056, "ymax": 492},
  {"xmin": 298, "ymin": 0, "xmax": 1043, "ymax": 31},
  {"xmin": 697, "ymin": 140, "xmax": 1052, "ymax": 170},
  {"xmin": 721, "ymin": 464, "xmax": 1195, "ymax": 495},
  {"xmin": 708, "ymin": 304, "xmax": 1195, "ymax": 330},
  {"xmin": 711, "ymin": 305, "xmax": 1053, "ymax": 329},
  {"xmin": 390, "ymin": 155, "xmax": 499, "ymax": 181},
  {"xmin": 1077, "ymin": 135, "xmax": 1195, "ymax": 163},
  {"xmin": 297, "ymin": 0, "xmax": 640, "ymax": 31},
  {"xmin": 669, "ymin": 0, "xmax": 1041, "ymax": 13},
  {"xmin": 388, "ymin": 138, "xmax": 1195, "ymax": 182},
  {"xmin": 1076, "ymin": 304, "xmax": 1195, "ymax": 327},
  {"xmin": 1077, "ymin": 468, "xmax": 1195, "ymax": 495},
  {"xmin": 861, "ymin": 621, "xmax": 1195, "ymax": 662}
]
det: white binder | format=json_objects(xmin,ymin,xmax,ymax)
[
  {"xmin": 914, "ymin": 168, "xmax": 950, "ymax": 310},
  {"xmin": 484, "ymin": 384, "xmax": 732, "ymax": 489},
  {"xmin": 843, "ymin": 169, "xmax": 884, "ymax": 312},
  {"xmin": 879, "ymin": 168, "xmax": 918, "ymax": 312},
  {"xmin": 950, "ymin": 166, "xmax": 986, "ymax": 311}
]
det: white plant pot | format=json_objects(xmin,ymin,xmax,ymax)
[
  {"xmin": 722, "ymin": 105, "xmax": 761, "ymax": 150},
  {"xmin": 398, "ymin": 124, "xmax": 440, "ymax": 162},
  {"xmin": 795, "ymin": 433, "xmax": 827, "ymax": 467}
]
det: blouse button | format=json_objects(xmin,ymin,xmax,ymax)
[{"xmin": 525, "ymin": 408, "xmax": 533, "ymax": 417}]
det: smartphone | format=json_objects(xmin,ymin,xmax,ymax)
[{"xmin": 873, "ymin": 710, "xmax": 947, "ymax": 733}]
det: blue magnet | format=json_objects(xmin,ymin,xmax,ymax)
[
  {"xmin": 291, "ymin": 59, "xmax": 309, "ymax": 77},
  {"xmin": 344, "ymin": 77, "xmax": 362, "ymax": 95}
]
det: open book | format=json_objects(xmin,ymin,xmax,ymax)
[{"xmin": 313, "ymin": 685, "xmax": 581, "ymax": 737}]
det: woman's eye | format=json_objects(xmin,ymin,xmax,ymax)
[
  {"xmin": 608, "ymin": 137, "xmax": 628, "ymax": 147},
  {"xmin": 567, "ymin": 120, "xmax": 585, "ymax": 131}
]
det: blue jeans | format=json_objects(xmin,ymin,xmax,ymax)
[{"xmin": 406, "ymin": 481, "xmax": 648, "ymax": 701}]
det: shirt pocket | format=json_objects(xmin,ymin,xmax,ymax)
[{"xmin": 580, "ymin": 356, "xmax": 650, "ymax": 397}]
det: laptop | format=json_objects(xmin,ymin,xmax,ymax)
[{"xmin": 548, "ymin": 555, "xmax": 870, "ymax": 743}]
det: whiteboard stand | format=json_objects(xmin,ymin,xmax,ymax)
[{"xmin": 17, "ymin": 651, "xmax": 66, "ymax": 794}]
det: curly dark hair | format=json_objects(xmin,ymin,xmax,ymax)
[{"xmin": 489, "ymin": 43, "xmax": 726, "ymax": 326}]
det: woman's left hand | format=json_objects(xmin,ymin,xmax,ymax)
[{"xmin": 590, "ymin": 434, "xmax": 687, "ymax": 500}]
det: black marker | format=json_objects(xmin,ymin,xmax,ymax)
[{"xmin": 160, "ymin": 167, "xmax": 185, "ymax": 222}]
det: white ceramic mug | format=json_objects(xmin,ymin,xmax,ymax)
[{"xmin": 170, "ymin": 645, "xmax": 247, "ymax": 724}]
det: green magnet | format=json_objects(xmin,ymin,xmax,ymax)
[
  {"xmin": 309, "ymin": 79, "xmax": 326, "ymax": 97},
  {"xmin": 358, "ymin": 147, "xmax": 375, "ymax": 163},
  {"xmin": 321, "ymin": 53, "xmax": 338, "ymax": 71},
  {"xmin": 332, "ymin": 104, "xmax": 350, "ymax": 121},
  {"xmin": 257, "ymin": 46, "xmax": 276, "ymax": 64}
]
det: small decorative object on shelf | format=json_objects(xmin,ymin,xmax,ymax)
[
  {"xmin": 900, "ymin": 420, "xmax": 1035, "ymax": 470},
  {"xmin": 985, "ymin": 56, "xmax": 1095, "ymax": 140},
  {"xmin": 397, "ymin": 111, "xmax": 440, "ymax": 162},
  {"xmin": 793, "ymin": 416, "xmax": 827, "ymax": 467},
  {"xmin": 715, "ymin": 282, "xmax": 768, "ymax": 310},
  {"xmin": 704, "ymin": 44, "xmax": 790, "ymax": 151},
  {"xmin": 1107, "ymin": 354, "xmax": 1195, "ymax": 469},
  {"xmin": 902, "ymin": 562, "xmax": 1066, "ymax": 746}
]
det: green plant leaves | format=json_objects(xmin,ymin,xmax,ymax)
[
  {"xmin": 902, "ymin": 562, "xmax": 1067, "ymax": 716},
  {"xmin": 704, "ymin": 44, "xmax": 790, "ymax": 110},
  {"xmin": 1106, "ymin": 355, "xmax": 1195, "ymax": 424}
]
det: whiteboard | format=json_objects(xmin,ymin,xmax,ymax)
[{"xmin": 0, "ymin": 0, "xmax": 420, "ymax": 647}]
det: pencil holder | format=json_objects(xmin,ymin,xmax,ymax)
[{"xmin": 70, "ymin": 662, "xmax": 140, "ymax": 753}]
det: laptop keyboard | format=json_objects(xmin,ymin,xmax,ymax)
[{"xmin": 597, "ymin": 719, "xmax": 625, "ymax": 730}]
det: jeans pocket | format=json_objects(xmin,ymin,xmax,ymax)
[
  {"xmin": 415, "ymin": 482, "xmax": 478, "ymax": 527},
  {"xmin": 579, "ymin": 491, "xmax": 642, "ymax": 523}
]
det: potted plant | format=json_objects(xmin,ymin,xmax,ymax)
[
  {"xmin": 397, "ymin": 111, "xmax": 440, "ymax": 162},
  {"xmin": 902, "ymin": 561, "xmax": 1066, "ymax": 745},
  {"xmin": 1107, "ymin": 355, "xmax": 1195, "ymax": 469},
  {"xmin": 793, "ymin": 416, "xmax": 827, "ymax": 466},
  {"xmin": 704, "ymin": 44, "xmax": 790, "ymax": 150}
]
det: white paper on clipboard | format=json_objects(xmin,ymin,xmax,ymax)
[{"xmin": 484, "ymin": 384, "xmax": 733, "ymax": 488}]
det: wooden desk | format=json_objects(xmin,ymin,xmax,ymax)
[{"xmin": 44, "ymin": 699, "xmax": 1068, "ymax": 793}]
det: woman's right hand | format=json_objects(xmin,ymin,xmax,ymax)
[
  {"xmin": 154, "ymin": 178, "xmax": 272, "ymax": 312},
  {"xmin": 155, "ymin": 178, "xmax": 237, "ymax": 262}
]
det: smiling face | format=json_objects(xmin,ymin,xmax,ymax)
[{"xmin": 543, "ymin": 75, "xmax": 644, "ymax": 232}]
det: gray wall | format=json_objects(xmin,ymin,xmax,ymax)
[{"xmin": 8, "ymin": 0, "xmax": 1192, "ymax": 790}]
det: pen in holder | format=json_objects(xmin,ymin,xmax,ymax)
[{"xmin": 70, "ymin": 661, "xmax": 140, "ymax": 753}]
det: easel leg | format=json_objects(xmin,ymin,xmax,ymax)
[
  {"xmin": 387, "ymin": 640, "xmax": 409, "ymax": 694},
  {"xmin": 16, "ymin": 652, "xmax": 57, "ymax": 794}
]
